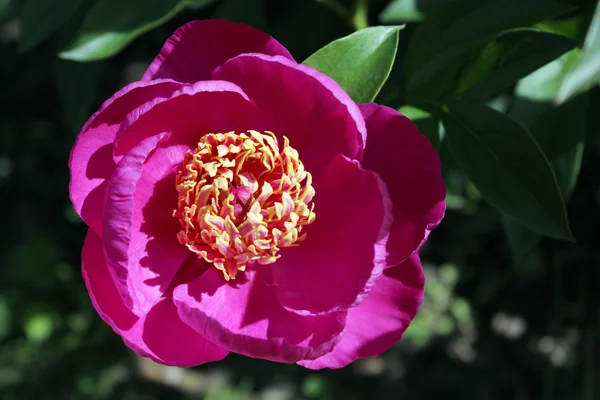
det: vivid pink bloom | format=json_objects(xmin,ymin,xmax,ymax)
[{"xmin": 69, "ymin": 19, "xmax": 446, "ymax": 369}]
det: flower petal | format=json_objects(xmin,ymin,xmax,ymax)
[
  {"xmin": 103, "ymin": 132, "xmax": 189, "ymax": 315},
  {"xmin": 299, "ymin": 254, "xmax": 425, "ymax": 369},
  {"xmin": 360, "ymin": 103, "xmax": 446, "ymax": 267},
  {"xmin": 69, "ymin": 79, "xmax": 183, "ymax": 235},
  {"xmin": 113, "ymin": 80, "xmax": 257, "ymax": 159},
  {"xmin": 172, "ymin": 266, "xmax": 346, "ymax": 363},
  {"xmin": 143, "ymin": 19, "xmax": 294, "ymax": 83},
  {"xmin": 212, "ymin": 53, "xmax": 366, "ymax": 178},
  {"xmin": 82, "ymin": 229, "xmax": 137, "ymax": 332},
  {"xmin": 82, "ymin": 229, "xmax": 229, "ymax": 367},
  {"xmin": 271, "ymin": 154, "xmax": 393, "ymax": 315}
]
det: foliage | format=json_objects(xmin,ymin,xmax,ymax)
[{"xmin": 1, "ymin": 0, "xmax": 599, "ymax": 398}]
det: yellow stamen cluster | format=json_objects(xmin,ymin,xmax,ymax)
[{"xmin": 174, "ymin": 130, "xmax": 316, "ymax": 280}]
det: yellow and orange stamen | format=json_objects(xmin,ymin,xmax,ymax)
[{"xmin": 174, "ymin": 130, "xmax": 316, "ymax": 280}]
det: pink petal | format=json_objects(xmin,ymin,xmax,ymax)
[
  {"xmin": 82, "ymin": 229, "xmax": 137, "ymax": 332},
  {"xmin": 113, "ymin": 80, "xmax": 257, "ymax": 159},
  {"xmin": 103, "ymin": 133, "xmax": 189, "ymax": 315},
  {"xmin": 69, "ymin": 79, "xmax": 183, "ymax": 235},
  {"xmin": 360, "ymin": 103, "xmax": 446, "ymax": 267},
  {"xmin": 212, "ymin": 53, "xmax": 366, "ymax": 177},
  {"xmin": 299, "ymin": 254, "xmax": 425, "ymax": 369},
  {"xmin": 172, "ymin": 266, "xmax": 346, "ymax": 363},
  {"xmin": 270, "ymin": 154, "xmax": 393, "ymax": 315},
  {"xmin": 82, "ymin": 229, "xmax": 229, "ymax": 367},
  {"xmin": 143, "ymin": 19, "xmax": 294, "ymax": 83}
]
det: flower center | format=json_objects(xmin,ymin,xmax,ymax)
[{"xmin": 174, "ymin": 131, "xmax": 316, "ymax": 280}]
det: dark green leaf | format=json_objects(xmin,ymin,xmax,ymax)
[
  {"xmin": 503, "ymin": 97, "xmax": 587, "ymax": 259},
  {"xmin": 534, "ymin": 15, "xmax": 582, "ymax": 40},
  {"xmin": 59, "ymin": 0, "xmax": 215, "ymax": 61},
  {"xmin": 502, "ymin": 216, "xmax": 541, "ymax": 261},
  {"xmin": 405, "ymin": 0, "xmax": 572, "ymax": 92},
  {"xmin": 441, "ymin": 99, "xmax": 572, "ymax": 240},
  {"xmin": 504, "ymin": 51, "xmax": 587, "ymax": 260},
  {"xmin": 555, "ymin": 2, "xmax": 600, "ymax": 104},
  {"xmin": 457, "ymin": 30, "xmax": 577, "ymax": 99},
  {"xmin": 19, "ymin": 0, "xmax": 87, "ymax": 52},
  {"xmin": 303, "ymin": 26, "xmax": 402, "ymax": 104}
]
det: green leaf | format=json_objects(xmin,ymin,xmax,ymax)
[
  {"xmin": 504, "ymin": 97, "xmax": 587, "ymax": 259},
  {"xmin": 60, "ymin": 0, "xmax": 216, "ymax": 61},
  {"xmin": 534, "ymin": 15, "xmax": 582, "ymax": 40},
  {"xmin": 441, "ymin": 99, "xmax": 572, "ymax": 240},
  {"xmin": 405, "ymin": 0, "xmax": 572, "ymax": 92},
  {"xmin": 379, "ymin": 0, "xmax": 440, "ymax": 23},
  {"xmin": 303, "ymin": 26, "xmax": 402, "ymax": 104},
  {"xmin": 457, "ymin": 30, "xmax": 577, "ymax": 99},
  {"xmin": 504, "ymin": 51, "xmax": 587, "ymax": 260},
  {"xmin": 555, "ymin": 2, "xmax": 600, "ymax": 104},
  {"xmin": 19, "ymin": 0, "xmax": 87, "ymax": 52}
]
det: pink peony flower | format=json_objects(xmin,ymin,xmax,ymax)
[{"xmin": 69, "ymin": 19, "xmax": 446, "ymax": 369}]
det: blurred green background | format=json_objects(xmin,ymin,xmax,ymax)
[{"xmin": 1, "ymin": 0, "xmax": 600, "ymax": 399}]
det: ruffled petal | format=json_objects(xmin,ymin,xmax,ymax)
[
  {"xmin": 271, "ymin": 154, "xmax": 393, "ymax": 315},
  {"xmin": 69, "ymin": 79, "xmax": 183, "ymax": 235},
  {"xmin": 143, "ymin": 19, "xmax": 294, "ymax": 83},
  {"xmin": 103, "ymin": 133, "xmax": 189, "ymax": 315},
  {"xmin": 360, "ymin": 103, "xmax": 446, "ymax": 267},
  {"xmin": 82, "ymin": 229, "xmax": 229, "ymax": 367},
  {"xmin": 172, "ymin": 266, "xmax": 346, "ymax": 363},
  {"xmin": 212, "ymin": 53, "xmax": 366, "ymax": 178},
  {"xmin": 113, "ymin": 80, "xmax": 257, "ymax": 159},
  {"xmin": 299, "ymin": 254, "xmax": 425, "ymax": 369}
]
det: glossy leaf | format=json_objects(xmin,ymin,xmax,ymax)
[
  {"xmin": 503, "ymin": 50, "xmax": 588, "ymax": 259},
  {"xmin": 441, "ymin": 99, "xmax": 572, "ymax": 240},
  {"xmin": 555, "ymin": 2, "xmax": 600, "ymax": 104},
  {"xmin": 303, "ymin": 26, "xmax": 402, "ymax": 104},
  {"xmin": 405, "ymin": 0, "xmax": 571, "ymax": 92},
  {"xmin": 19, "ymin": 0, "xmax": 87, "ymax": 52},
  {"xmin": 457, "ymin": 30, "xmax": 576, "ymax": 99},
  {"xmin": 59, "ymin": 0, "xmax": 215, "ymax": 61}
]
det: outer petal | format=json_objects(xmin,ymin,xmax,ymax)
[
  {"xmin": 113, "ymin": 80, "xmax": 257, "ymax": 158},
  {"xmin": 299, "ymin": 254, "xmax": 425, "ymax": 370},
  {"xmin": 271, "ymin": 154, "xmax": 393, "ymax": 315},
  {"xmin": 104, "ymin": 82, "xmax": 257, "ymax": 315},
  {"xmin": 360, "ymin": 103, "xmax": 446, "ymax": 267},
  {"xmin": 172, "ymin": 266, "xmax": 346, "ymax": 363},
  {"xmin": 69, "ymin": 79, "xmax": 183, "ymax": 235},
  {"xmin": 212, "ymin": 53, "xmax": 366, "ymax": 177},
  {"xmin": 143, "ymin": 19, "xmax": 294, "ymax": 83},
  {"xmin": 82, "ymin": 229, "xmax": 229, "ymax": 367},
  {"xmin": 103, "ymin": 132, "xmax": 191, "ymax": 315}
]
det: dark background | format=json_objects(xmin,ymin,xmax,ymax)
[{"xmin": 1, "ymin": 0, "xmax": 599, "ymax": 399}]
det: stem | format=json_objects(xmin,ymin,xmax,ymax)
[{"xmin": 353, "ymin": 0, "xmax": 369, "ymax": 30}]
